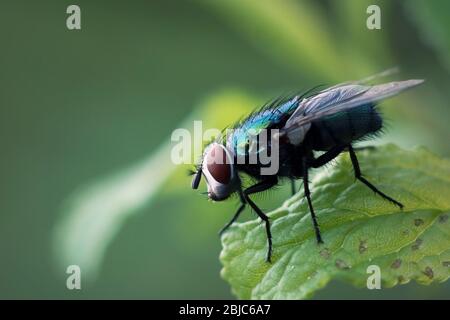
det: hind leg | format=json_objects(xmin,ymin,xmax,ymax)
[{"xmin": 348, "ymin": 145, "xmax": 403, "ymax": 209}]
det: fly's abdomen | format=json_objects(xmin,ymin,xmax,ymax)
[{"xmin": 307, "ymin": 104, "xmax": 382, "ymax": 150}]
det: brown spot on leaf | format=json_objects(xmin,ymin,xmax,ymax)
[
  {"xmin": 402, "ymin": 229, "xmax": 410, "ymax": 236},
  {"xmin": 320, "ymin": 248, "xmax": 331, "ymax": 259},
  {"xmin": 422, "ymin": 267, "xmax": 434, "ymax": 279},
  {"xmin": 359, "ymin": 240, "xmax": 368, "ymax": 254},
  {"xmin": 414, "ymin": 219, "xmax": 424, "ymax": 227},
  {"xmin": 439, "ymin": 215, "xmax": 448, "ymax": 224},
  {"xmin": 335, "ymin": 259, "xmax": 350, "ymax": 270},
  {"xmin": 391, "ymin": 259, "xmax": 402, "ymax": 269},
  {"xmin": 412, "ymin": 239, "xmax": 423, "ymax": 251},
  {"xmin": 398, "ymin": 275, "xmax": 405, "ymax": 283},
  {"xmin": 442, "ymin": 261, "xmax": 450, "ymax": 268}
]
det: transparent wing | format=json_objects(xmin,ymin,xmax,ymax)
[
  {"xmin": 284, "ymin": 68, "xmax": 400, "ymax": 128},
  {"xmin": 284, "ymin": 85, "xmax": 370, "ymax": 127},
  {"xmin": 321, "ymin": 67, "xmax": 400, "ymax": 90},
  {"xmin": 280, "ymin": 79, "xmax": 424, "ymax": 144}
]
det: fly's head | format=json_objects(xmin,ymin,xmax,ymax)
[{"xmin": 191, "ymin": 142, "xmax": 239, "ymax": 201}]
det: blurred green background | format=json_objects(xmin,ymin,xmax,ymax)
[{"xmin": 1, "ymin": 0, "xmax": 449, "ymax": 299}]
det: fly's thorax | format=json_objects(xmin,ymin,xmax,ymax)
[{"xmin": 202, "ymin": 143, "xmax": 239, "ymax": 201}]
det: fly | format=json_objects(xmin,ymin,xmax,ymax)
[{"xmin": 191, "ymin": 72, "xmax": 424, "ymax": 262}]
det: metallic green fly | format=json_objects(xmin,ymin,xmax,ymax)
[{"xmin": 191, "ymin": 72, "xmax": 424, "ymax": 262}]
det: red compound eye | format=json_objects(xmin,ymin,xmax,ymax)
[{"xmin": 206, "ymin": 144, "xmax": 231, "ymax": 184}]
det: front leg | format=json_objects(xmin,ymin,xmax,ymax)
[
  {"xmin": 219, "ymin": 201, "xmax": 246, "ymax": 236},
  {"xmin": 219, "ymin": 177, "xmax": 278, "ymax": 262},
  {"xmin": 244, "ymin": 177, "xmax": 278, "ymax": 262}
]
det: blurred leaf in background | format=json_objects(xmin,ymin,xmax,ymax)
[
  {"xmin": 407, "ymin": 0, "xmax": 450, "ymax": 73},
  {"xmin": 53, "ymin": 90, "xmax": 260, "ymax": 279}
]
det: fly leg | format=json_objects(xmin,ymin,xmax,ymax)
[
  {"xmin": 309, "ymin": 145, "xmax": 346, "ymax": 168},
  {"xmin": 302, "ymin": 157, "xmax": 323, "ymax": 244},
  {"xmin": 348, "ymin": 145, "xmax": 403, "ymax": 209},
  {"xmin": 220, "ymin": 177, "xmax": 277, "ymax": 237},
  {"xmin": 345, "ymin": 145, "xmax": 376, "ymax": 152},
  {"xmin": 219, "ymin": 201, "xmax": 246, "ymax": 236},
  {"xmin": 290, "ymin": 178, "xmax": 296, "ymax": 196},
  {"xmin": 304, "ymin": 145, "xmax": 346, "ymax": 244},
  {"xmin": 242, "ymin": 177, "xmax": 278, "ymax": 262}
]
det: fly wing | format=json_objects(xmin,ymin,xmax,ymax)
[
  {"xmin": 285, "ymin": 84, "xmax": 370, "ymax": 126},
  {"xmin": 280, "ymin": 79, "xmax": 424, "ymax": 145},
  {"xmin": 322, "ymin": 67, "xmax": 400, "ymax": 91},
  {"xmin": 282, "ymin": 68, "xmax": 401, "ymax": 131}
]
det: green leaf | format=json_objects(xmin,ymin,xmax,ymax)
[{"xmin": 220, "ymin": 144, "xmax": 450, "ymax": 299}]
